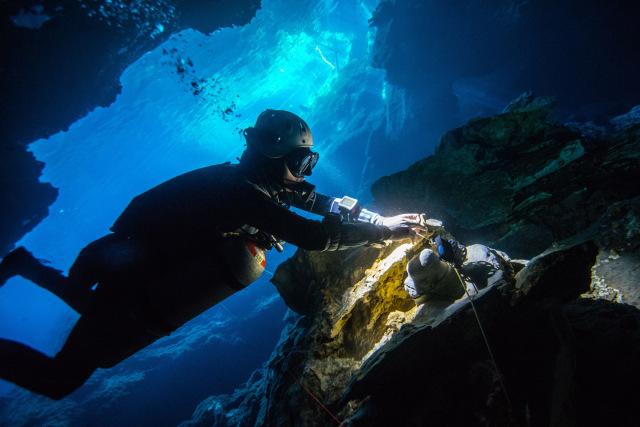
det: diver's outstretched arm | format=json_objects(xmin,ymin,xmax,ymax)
[
  {"xmin": 0, "ymin": 338, "xmax": 95, "ymax": 400},
  {"xmin": 0, "ymin": 247, "xmax": 91, "ymax": 313}
]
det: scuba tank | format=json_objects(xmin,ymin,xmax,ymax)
[{"xmin": 218, "ymin": 235, "xmax": 268, "ymax": 287}]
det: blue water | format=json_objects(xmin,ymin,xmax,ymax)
[{"xmin": 0, "ymin": 0, "xmax": 404, "ymax": 424}]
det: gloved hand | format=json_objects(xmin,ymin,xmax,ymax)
[
  {"xmin": 375, "ymin": 213, "xmax": 424, "ymax": 229},
  {"xmin": 375, "ymin": 214, "xmax": 421, "ymax": 242},
  {"xmin": 435, "ymin": 235, "xmax": 467, "ymax": 267},
  {"xmin": 376, "ymin": 213, "xmax": 427, "ymax": 241}
]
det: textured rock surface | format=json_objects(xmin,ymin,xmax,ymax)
[
  {"xmin": 181, "ymin": 102, "xmax": 640, "ymax": 426},
  {"xmin": 0, "ymin": 0, "xmax": 261, "ymax": 254},
  {"xmin": 0, "ymin": 147, "xmax": 58, "ymax": 256},
  {"xmin": 343, "ymin": 242, "xmax": 602, "ymax": 427},
  {"xmin": 181, "ymin": 238, "xmax": 639, "ymax": 426},
  {"xmin": 372, "ymin": 98, "xmax": 640, "ymax": 260},
  {"xmin": 582, "ymin": 198, "xmax": 640, "ymax": 307}
]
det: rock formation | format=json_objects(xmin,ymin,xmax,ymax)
[
  {"xmin": 0, "ymin": 0, "xmax": 262, "ymax": 255},
  {"xmin": 363, "ymin": 0, "xmax": 640, "ymax": 221},
  {"xmin": 373, "ymin": 94, "xmax": 640, "ymax": 260},
  {"xmin": 180, "ymin": 97, "xmax": 640, "ymax": 426}
]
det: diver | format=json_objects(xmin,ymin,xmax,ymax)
[{"xmin": 0, "ymin": 109, "xmax": 425, "ymax": 399}]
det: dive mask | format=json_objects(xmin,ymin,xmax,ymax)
[{"xmin": 285, "ymin": 148, "xmax": 319, "ymax": 178}]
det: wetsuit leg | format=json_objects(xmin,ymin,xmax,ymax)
[
  {"xmin": 67, "ymin": 234, "xmax": 122, "ymax": 290},
  {"xmin": 0, "ymin": 247, "xmax": 91, "ymax": 313},
  {"xmin": 0, "ymin": 236, "xmax": 167, "ymax": 399},
  {"xmin": 0, "ymin": 338, "xmax": 96, "ymax": 400},
  {"xmin": 0, "ymin": 304, "xmax": 157, "ymax": 400}
]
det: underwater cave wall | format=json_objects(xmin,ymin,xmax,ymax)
[
  {"xmin": 364, "ymin": 0, "xmax": 640, "ymax": 180},
  {"xmin": 0, "ymin": 0, "xmax": 262, "ymax": 255},
  {"xmin": 372, "ymin": 96, "xmax": 640, "ymax": 260}
]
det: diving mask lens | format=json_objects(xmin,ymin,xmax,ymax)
[{"xmin": 286, "ymin": 148, "xmax": 319, "ymax": 177}]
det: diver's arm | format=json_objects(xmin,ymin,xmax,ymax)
[
  {"xmin": 291, "ymin": 190, "xmax": 390, "ymax": 226},
  {"xmin": 289, "ymin": 188, "xmax": 377, "ymax": 221},
  {"xmin": 291, "ymin": 191, "xmax": 335, "ymax": 216},
  {"xmin": 319, "ymin": 213, "xmax": 401, "ymax": 251},
  {"xmin": 305, "ymin": 193, "xmax": 428, "ymax": 233},
  {"xmin": 239, "ymin": 187, "xmax": 399, "ymax": 251}
]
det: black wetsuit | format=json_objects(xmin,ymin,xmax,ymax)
[
  {"xmin": 111, "ymin": 162, "xmax": 388, "ymax": 252},
  {"xmin": 0, "ymin": 162, "xmax": 392, "ymax": 399},
  {"xmin": 99, "ymin": 162, "xmax": 389, "ymax": 335}
]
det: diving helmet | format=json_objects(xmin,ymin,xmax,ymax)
[{"xmin": 244, "ymin": 109, "xmax": 318, "ymax": 177}]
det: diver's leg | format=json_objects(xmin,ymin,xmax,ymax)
[
  {"xmin": 0, "ymin": 247, "xmax": 33, "ymax": 286},
  {"xmin": 0, "ymin": 247, "xmax": 91, "ymax": 313},
  {"xmin": 0, "ymin": 338, "xmax": 96, "ymax": 400},
  {"xmin": 67, "ymin": 234, "xmax": 119, "ymax": 290},
  {"xmin": 0, "ymin": 306, "xmax": 122, "ymax": 400},
  {"xmin": 69, "ymin": 234, "xmax": 148, "ymax": 291}
]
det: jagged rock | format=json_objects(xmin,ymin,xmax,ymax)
[
  {"xmin": 583, "ymin": 197, "xmax": 640, "ymax": 307},
  {"xmin": 372, "ymin": 96, "xmax": 640, "ymax": 259},
  {"xmin": 180, "ymin": 241, "xmax": 423, "ymax": 426},
  {"xmin": 512, "ymin": 242, "xmax": 597, "ymax": 304},
  {"xmin": 502, "ymin": 91, "xmax": 556, "ymax": 114},
  {"xmin": 366, "ymin": 0, "xmax": 640, "ymax": 257},
  {"xmin": 181, "ymin": 233, "xmax": 639, "ymax": 426},
  {"xmin": 343, "ymin": 242, "xmax": 598, "ymax": 425},
  {"xmin": 610, "ymin": 105, "xmax": 640, "ymax": 131},
  {"xmin": 0, "ymin": 147, "xmax": 58, "ymax": 255},
  {"xmin": 270, "ymin": 246, "xmax": 383, "ymax": 315}
]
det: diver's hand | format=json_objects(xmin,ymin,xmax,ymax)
[
  {"xmin": 378, "ymin": 213, "xmax": 422, "ymax": 228},
  {"xmin": 376, "ymin": 213, "xmax": 428, "ymax": 236}
]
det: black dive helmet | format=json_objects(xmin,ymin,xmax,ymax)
[{"xmin": 243, "ymin": 109, "xmax": 319, "ymax": 178}]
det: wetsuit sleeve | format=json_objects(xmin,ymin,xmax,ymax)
[
  {"xmin": 290, "ymin": 190, "xmax": 336, "ymax": 215},
  {"xmin": 291, "ymin": 190, "xmax": 381, "ymax": 224},
  {"xmin": 238, "ymin": 185, "xmax": 390, "ymax": 251}
]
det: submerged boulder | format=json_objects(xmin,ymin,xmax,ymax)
[
  {"xmin": 181, "ymin": 237, "xmax": 639, "ymax": 426},
  {"xmin": 372, "ymin": 97, "xmax": 640, "ymax": 260}
]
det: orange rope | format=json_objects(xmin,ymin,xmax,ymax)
[
  {"xmin": 293, "ymin": 373, "xmax": 344, "ymax": 426},
  {"xmin": 220, "ymin": 303, "xmax": 345, "ymax": 425}
]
